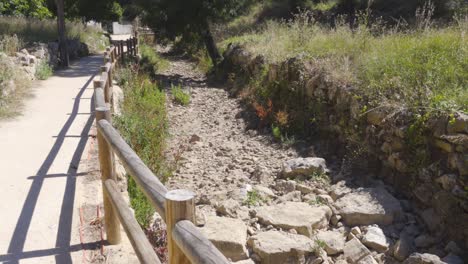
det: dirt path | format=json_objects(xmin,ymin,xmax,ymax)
[
  {"xmin": 0, "ymin": 56, "xmax": 101, "ymax": 263},
  {"xmin": 162, "ymin": 55, "xmax": 301, "ymax": 200}
]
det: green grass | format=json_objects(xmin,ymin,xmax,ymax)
[
  {"xmin": 139, "ymin": 43, "xmax": 169, "ymax": 74},
  {"xmin": 243, "ymin": 189, "xmax": 265, "ymax": 206},
  {"xmin": 114, "ymin": 72, "xmax": 169, "ymax": 227},
  {"xmin": 0, "ymin": 16, "xmax": 108, "ymax": 53},
  {"xmin": 222, "ymin": 16, "xmax": 468, "ymax": 113},
  {"xmin": 35, "ymin": 60, "xmax": 53, "ymax": 80},
  {"xmin": 171, "ymin": 84, "xmax": 190, "ymax": 106}
]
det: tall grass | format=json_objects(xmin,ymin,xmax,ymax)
[
  {"xmin": 0, "ymin": 56, "xmax": 31, "ymax": 118},
  {"xmin": 0, "ymin": 16, "xmax": 108, "ymax": 53},
  {"xmin": 222, "ymin": 14, "xmax": 468, "ymax": 112}
]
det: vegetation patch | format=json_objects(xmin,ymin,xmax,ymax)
[
  {"xmin": 170, "ymin": 84, "xmax": 190, "ymax": 106},
  {"xmin": 114, "ymin": 51, "xmax": 169, "ymax": 227},
  {"xmin": 35, "ymin": 60, "xmax": 53, "ymax": 80}
]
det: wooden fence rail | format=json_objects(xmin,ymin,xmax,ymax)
[{"xmin": 93, "ymin": 35, "xmax": 229, "ymax": 264}]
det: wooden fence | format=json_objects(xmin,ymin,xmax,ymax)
[{"xmin": 94, "ymin": 36, "xmax": 229, "ymax": 264}]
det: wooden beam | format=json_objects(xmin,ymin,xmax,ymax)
[
  {"xmin": 165, "ymin": 190, "xmax": 195, "ymax": 264},
  {"xmin": 104, "ymin": 179, "xmax": 162, "ymax": 264},
  {"xmin": 173, "ymin": 220, "xmax": 230, "ymax": 264},
  {"xmin": 97, "ymin": 119, "xmax": 168, "ymax": 219}
]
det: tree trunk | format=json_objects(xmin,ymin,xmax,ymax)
[
  {"xmin": 56, "ymin": 0, "xmax": 69, "ymax": 67},
  {"xmin": 201, "ymin": 21, "xmax": 222, "ymax": 66}
]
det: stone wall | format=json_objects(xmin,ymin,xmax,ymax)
[{"xmin": 218, "ymin": 44, "xmax": 468, "ymax": 249}]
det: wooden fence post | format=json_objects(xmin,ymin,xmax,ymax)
[
  {"xmin": 165, "ymin": 190, "xmax": 195, "ymax": 264},
  {"xmin": 94, "ymin": 81, "xmax": 121, "ymax": 245}
]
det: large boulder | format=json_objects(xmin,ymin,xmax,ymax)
[
  {"xmin": 403, "ymin": 253, "xmax": 444, "ymax": 264},
  {"xmin": 335, "ymin": 187, "xmax": 403, "ymax": 226},
  {"xmin": 199, "ymin": 216, "xmax": 248, "ymax": 261},
  {"xmin": 248, "ymin": 230, "xmax": 315, "ymax": 264},
  {"xmin": 255, "ymin": 202, "xmax": 332, "ymax": 237},
  {"xmin": 315, "ymin": 230, "xmax": 346, "ymax": 255}
]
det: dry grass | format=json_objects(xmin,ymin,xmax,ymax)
[{"xmin": 222, "ymin": 13, "xmax": 468, "ymax": 113}]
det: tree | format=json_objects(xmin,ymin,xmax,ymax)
[
  {"xmin": 0, "ymin": 0, "xmax": 52, "ymax": 18},
  {"xmin": 135, "ymin": 0, "xmax": 254, "ymax": 65},
  {"xmin": 55, "ymin": 0, "xmax": 69, "ymax": 66}
]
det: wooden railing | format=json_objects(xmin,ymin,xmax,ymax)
[{"xmin": 94, "ymin": 37, "xmax": 229, "ymax": 264}]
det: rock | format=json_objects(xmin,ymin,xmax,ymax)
[
  {"xmin": 253, "ymin": 185, "xmax": 276, "ymax": 200},
  {"xmin": 251, "ymin": 166, "xmax": 270, "ymax": 183},
  {"xmin": 189, "ymin": 134, "xmax": 201, "ymax": 143},
  {"xmin": 317, "ymin": 194, "xmax": 333, "ymax": 205},
  {"xmin": 233, "ymin": 259, "xmax": 255, "ymax": 264},
  {"xmin": 248, "ymin": 230, "xmax": 315, "ymax": 264},
  {"xmin": 255, "ymin": 202, "xmax": 331, "ymax": 237},
  {"xmin": 315, "ymin": 230, "xmax": 345, "ymax": 255},
  {"xmin": 367, "ymin": 109, "xmax": 387, "ymax": 125},
  {"xmin": 343, "ymin": 238, "xmax": 371, "ymax": 263},
  {"xmin": 357, "ymin": 255, "xmax": 378, "ymax": 264},
  {"xmin": 330, "ymin": 181, "xmax": 353, "ymax": 200},
  {"xmin": 447, "ymin": 112, "xmax": 468, "ymax": 134},
  {"xmin": 199, "ymin": 216, "xmax": 248, "ymax": 261},
  {"xmin": 434, "ymin": 139, "xmax": 454, "ymax": 152},
  {"xmin": 362, "ymin": 225, "xmax": 390, "ymax": 253},
  {"xmin": 420, "ymin": 209, "xmax": 441, "ymax": 232},
  {"xmin": 435, "ymin": 174, "xmax": 457, "ymax": 191},
  {"xmin": 441, "ymin": 254, "xmax": 463, "ymax": 264},
  {"xmin": 335, "ymin": 187, "xmax": 403, "ymax": 226},
  {"xmin": 414, "ymin": 234, "xmax": 436, "ymax": 248},
  {"xmin": 297, "ymin": 183, "xmax": 314, "ymax": 194},
  {"xmin": 215, "ymin": 199, "xmax": 240, "ymax": 218},
  {"xmin": 403, "ymin": 253, "xmax": 444, "ymax": 264},
  {"xmin": 330, "ymin": 214, "xmax": 341, "ymax": 226},
  {"xmin": 273, "ymin": 180, "xmax": 296, "ymax": 193},
  {"xmin": 281, "ymin": 157, "xmax": 329, "ymax": 179},
  {"xmin": 444, "ymin": 241, "xmax": 462, "ymax": 255},
  {"xmin": 278, "ymin": 190, "xmax": 302, "ymax": 202},
  {"xmin": 351, "ymin": 227, "xmax": 362, "ymax": 236},
  {"xmin": 393, "ymin": 234, "xmax": 415, "ymax": 261}
]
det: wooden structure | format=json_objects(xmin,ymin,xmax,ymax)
[{"xmin": 94, "ymin": 36, "xmax": 229, "ymax": 264}]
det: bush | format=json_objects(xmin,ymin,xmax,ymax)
[
  {"xmin": 171, "ymin": 84, "xmax": 190, "ymax": 106},
  {"xmin": 114, "ymin": 71, "xmax": 168, "ymax": 227},
  {"xmin": 35, "ymin": 60, "xmax": 53, "ymax": 80},
  {"xmin": 139, "ymin": 43, "xmax": 169, "ymax": 74},
  {"xmin": 0, "ymin": 34, "xmax": 22, "ymax": 55},
  {"xmin": 0, "ymin": 57, "xmax": 31, "ymax": 118}
]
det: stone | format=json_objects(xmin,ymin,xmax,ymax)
[
  {"xmin": 273, "ymin": 180, "xmax": 296, "ymax": 193},
  {"xmin": 393, "ymin": 234, "xmax": 415, "ymax": 261},
  {"xmin": 367, "ymin": 109, "xmax": 387, "ymax": 126},
  {"xmin": 436, "ymin": 174, "xmax": 457, "ymax": 191},
  {"xmin": 447, "ymin": 112, "xmax": 468, "ymax": 134},
  {"xmin": 233, "ymin": 259, "xmax": 256, "ymax": 264},
  {"xmin": 357, "ymin": 255, "xmax": 378, "ymax": 264},
  {"xmin": 403, "ymin": 253, "xmax": 444, "ymax": 264},
  {"xmin": 441, "ymin": 254, "xmax": 463, "ymax": 264},
  {"xmin": 440, "ymin": 134, "xmax": 468, "ymax": 147},
  {"xmin": 420, "ymin": 209, "xmax": 441, "ymax": 232},
  {"xmin": 315, "ymin": 230, "xmax": 345, "ymax": 255},
  {"xmin": 329, "ymin": 181, "xmax": 353, "ymax": 200},
  {"xmin": 343, "ymin": 238, "xmax": 371, "ymax": 263},
  {"xmin": 255, "ymin": 202, "xmax": 332, "ymax": 237},
  {"xmin": 199, "ymin": 216, "xmax": 248, "ymax": 261},
  {"xmin": 434, "ymin": 139, "xmax": 454, "ymax": 152},
  {"xmin": 297, "ymin": 183, "xmax": 314, "ymax": 194},
  {"xmin": 444, "ymin": 241, "xmax": 462, "ymax": 255},
  {"xmin": 317, "ymin": 194, "xmax": 333, "ymax": 205},
  {"xmin": 253, "ymin": 185, "xmax": 276, "ymax": 200},
  {"xmin": 279, "ymin": 190, "xmax": 302, "ymax": 202},
  {"xmin": 251, "ymin": 166, "xmax": 270, "ymax": 183},
  {"xmin": 362, "ymin": 225, "xmax": 390, "ymax": 253},
  {"xmin": 281, "ymin": 157, "xmax": 329, "ymax": 179},
  {"xmin": 414, "ymin": 234, "xmax": 436, "ymax": 248},
  {"xmin": 351, "ymin": 227, "xmax": 362, "ymax": 236},
  {"xmin": 330, "ymin": 214, "xmax": 341, "ymax": 226},
  {"xmin": 248, "ymin": 230, "xmax": 315, "ymax": 264},
  {"xmin": 215, "ymin": 199, "xmax": 240, "ymax": 218},
  {"xmin": 335, "ymin": 187, "xmax": 403, "ymax": 226}
]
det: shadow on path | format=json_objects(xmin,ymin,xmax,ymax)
[{"xmin": 1, "ymin": 56, "xmax": 101, "ymax": 264}]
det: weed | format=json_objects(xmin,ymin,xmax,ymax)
[
  {"xmin": 0, "ymin": 34, "xmax": 21, "ymax": 55},
  {"xmin": 314, "ymin": 238, "xmax": 327, "ymax": 253},
  {"xmin": 171, "ymin": 84, "xmax": 190, "ymax": 106},
  {"xmin": 140, "ymin": 43, "xmax": 169, "ymax": 74},
  {"xmin": 308, "ymin": 170, "xmax": 331, "ymax": 185},
  {"xmin": 272, "ymin": 125, "xmax": 282, "ymax": 140},
  {"xmin": 243, "ymin": 189, "xmax": 265, "ymax": 206},
  {"xmin": 35, "ymin": 60, "xmax": 53, "ymax": 80}
]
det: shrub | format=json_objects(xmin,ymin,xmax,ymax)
[
  {"xmin": 171, "ymin": 84, "xmax": 190, "ymax": 106},
  {"xmin": 140, "ymin": 43, "xmax": 169, "ymax": 74},
  {"xmin": 0, "ymin": 34, "xmax": 22, "ymax": 55},
  {"xmin": 35, "ymin": 60, "xmax": 53, "ymax": 80},
  {"xmin": 0, "ymin": 57, "xmax": 31, "ymax": 118}
]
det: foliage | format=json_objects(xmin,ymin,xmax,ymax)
[
  {"xmin": 0, "ymin": 0, "xmax": 52, "ymax": 18},
  {"xmin": 0, "ymin": 17, "xmax": 108, "ymax": 53},
  {"xmin": 243, "ymin": 189, "xmax": 265, "ymax": 206},
  {"xmin": 114, "ymin": 67, "xmax": 168, "ymax": 227},
  {"xmin": 139, "ymin": 43, "xmax": 169, "ymax": 75},
  {"xmin": 35, "ymin": 60, "xmax": 53, "ymax": 80},
  {"xmin": 0, "ymin": 34, "xmax": 22, "ymax": 55},
  {"xmin": 49, "ymin": 0, "xmax": 124, "ymax": 21},
  {"xmin": 171, "ymin": 84, "xmax": 190, "ymax": 106},
  {"xmin": 0, "ymin": 56, "xmax": 31, "ymax": 118},
  {"xmin": 222, "ymin": 14, "xmax": 468, "ymax": 113}
]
